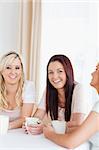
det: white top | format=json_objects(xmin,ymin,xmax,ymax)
[
  {"xmin": 89, "ymin": 94, "xmax": 99, "ymax": 150},
  {"xmin": 22, "ymin": 80, "xmax": 35, "ymax": 103},
  {"xmin": 0, "ymin": 80, "xmax": 35, "ymax": 121},
  {"xmin": 38, "ymin": 83, "xmax": 93, "ymax": 120},
  {"xmin": 71, "ymin": 84, "xmax": 97, "ymax": 115}
]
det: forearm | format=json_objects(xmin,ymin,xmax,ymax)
[
  {"xmin": 34, "ymin": 109, "xmax": 46, "ymax": 120},
  {"xmin": 9, "ymin": 117, "xmax": 25, "ymax": 129},
  {"xmin": 45, "ymin": 127, "xmax": 90, "ymax": 149},
  {"xmin": 67, "ymin": 113, "xmax": 86, "ymax": 132},
  {"xmin": 45, "ymin": 131, "xmax": 76, "ymax": 148},
  {"xmin": 45, "ymin": 112, "xmax": 98, "ymax": 149}
]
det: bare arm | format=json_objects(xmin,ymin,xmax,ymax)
[
  {"xmin": 67, "ymin": 113, "xmax": 85, "ymax": 132},
  {"xmin": 34, "ymin": 108, "xmax": 46, "ymax": 120},
  {"xmin": 43, "ymin": 111, "xmax": 99, "ymax": 149},
  {"xmin": 9, "ymin": 103, "xmax": 34, "ymax": 129}
]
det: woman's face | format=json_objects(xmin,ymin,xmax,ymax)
[
  {"xmin": 48, "ymin": 61, "xmax": 66, "ymax": 90},
  {"xmin": 1, "ymin": 57, "xmax": 22, "ymax": 86},
  {"xmin": 90, "ymin": 63, "xmax": 99, "ymax": 92}
]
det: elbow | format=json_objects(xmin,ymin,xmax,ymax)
[
  {"xmin": 62, "ymin": 137, "xmax": 79, "ymax": 149},
  {"xmin": 64, "ymin": 142, "xmax": 78, "ymax": 149}
]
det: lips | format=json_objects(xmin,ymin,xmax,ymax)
[
  {"xmin": 8, "ymin": 75, "xmax": 17, "ymax": 79},
  {"xmin": 53, "ymin": 80, "xmax": 61, "ymax": 84}
]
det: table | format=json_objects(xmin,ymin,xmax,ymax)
[{"xmin": 0, "ymin": 128, "xmax": 90, "ymax": 150}]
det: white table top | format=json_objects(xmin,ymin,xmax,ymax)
[{"xmin": 0, "ymin": 128, "xmax": 90, "ymax": 150}]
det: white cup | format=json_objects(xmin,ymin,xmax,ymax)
[
  {"xmin": 0, "ymin": 115, "xmax": 9, "ymax": 135},
  {"xmin": 25, "ymin": 117, "xmax": 41, "ymax": 126},
  {"xmin": 51, "ymin": 120, "xmax": 66, "ymax": 134}
]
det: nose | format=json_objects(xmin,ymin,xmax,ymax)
[
  {"xmin": 10, "ymin": 68, "xmax": 16, "ymax": 74},
  {"xmin": 91, "ymin": 71, "xmax": 94, "ymax": 76},
  {"xmin": 53, "ymin": 72, "xmax": 58, "ymax": 79}
]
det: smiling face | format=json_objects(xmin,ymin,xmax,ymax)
[
  {"xmin": 90, "ymin": 63, "xmax": 99, "ymax": 93},
  {"xmin": 48, "ymin": 61, "xmax": 66, "ymax": 90},
  {"xmin": 1, "ymin": 57, "xmax": 22, "ymax": 86}
]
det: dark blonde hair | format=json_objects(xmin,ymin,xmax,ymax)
[{"xmin": 0, "ymin": 51, "xmax": 24, "ymax": 109}]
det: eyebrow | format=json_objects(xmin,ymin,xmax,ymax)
[
  {"xmin": 48, "ymin": 68, "xmax": 64, "ymax": 71},
  {"xmin": 6, "ymin": 64, "xmax": 21, "ymax": 67}
]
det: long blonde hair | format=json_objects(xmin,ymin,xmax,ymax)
[{"xmin": 0, "ymin": 51, "xmax": 24, "ymax": 109}]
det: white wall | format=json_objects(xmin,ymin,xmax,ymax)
[
  {"xmin": 0, "ymin": 1, "xmax": 20, "ymax": 56},
  {"xmin": 38, "ymin": 0, "xmax": 99, "ymax": 100}
]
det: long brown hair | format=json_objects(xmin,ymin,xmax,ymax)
[{"xmin": 46, "ymin": 54, "xmax": 75, "ymax": 121}]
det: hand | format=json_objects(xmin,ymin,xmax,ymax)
[
  {"xmin": 22, "ymin": 122, "xmax": 28, "ymax": 134},
  {"xmin": 27, "ymin": 122, "xmax": 44, "ymax": 135},
  {"xmin": 67, "ymin": 120, "xmax": 80, "ymax": 132},
  {"xmin": 67, "ymin": 121, "xmax": 77, "ymax": 128},
  {"xmin": 43, "ymin": 124, "xmax": 54, "ymax": 138}
]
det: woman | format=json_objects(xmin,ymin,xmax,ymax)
[
  {"xmin": 0, "ymin": 51, "xmax": 35, "ymax": 129},
  {"xmin": 43, "ymin": 63, "xmax": 99, "ymax": 150},
  {"xmin": 25, "ymin": 54, "xmax": 91, "ymax": 134}
]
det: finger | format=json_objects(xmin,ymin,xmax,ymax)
[
  {"xmin": 29, "ymin": 129, "xmax": 42, "ymax": 135},
  {"xmin": 67, "ymin": 121, "xmax": 77, "ymax": 127},
  {"xmin": 25, "ymin": 129, "xmax": 29, "ymax": 134},
  {"xmin": 22, "ymin": 121, "xmax": 25, "ymax": 126},
  {"xmin": 28, "ymin": 127, "xmax": 43, "ymax": 135},
  {"xmin": 22, "ymin": 125, "xmax": 26, "ymax": 129}
]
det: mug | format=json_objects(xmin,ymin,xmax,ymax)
[
  {"xmin": 0, "ymin": 115, "xmax": 9, "ymax": 135},
  {"xmin": 51, "ymin": 120, "xmax": 66, "ymax": 134},
  {"xmin": 25, "ymin": 117, "xmax": 41, "ymax": 126}
]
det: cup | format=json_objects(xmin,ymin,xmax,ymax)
[
  {"xmin": 51, "ymin": 120, "xmax": 66, "ymax": 134},
  {"xmin": 25, "ymin": 117, "xmax": 41, "ymax": 126},
  {"xmin": 0, "ymin": 115, "xmax": 9, "ymax": 135}
]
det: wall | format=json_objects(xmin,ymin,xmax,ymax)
[
  {"xmin": 38, "ymin": 0, "xmax": 99, "ymax": 100},
  {"xmin": 0, "ymin": 1, "xmax": 20, "ymax": 56}
]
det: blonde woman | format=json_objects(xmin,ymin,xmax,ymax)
[
  {"xmin": 43, "ymin": 63, "xmax": 99, "ymax": 150},
  {"xmin": 0, "ymin": 51, "xmax": 35, "ymax": 129}
]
